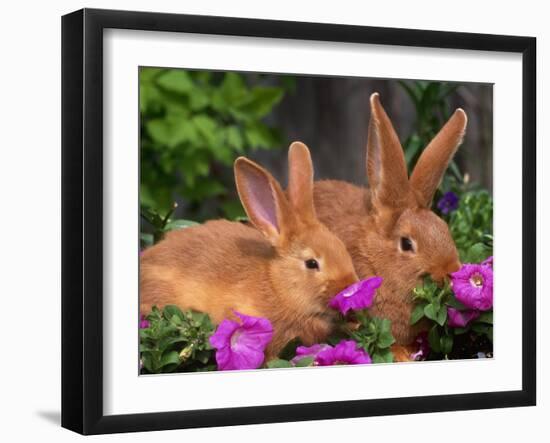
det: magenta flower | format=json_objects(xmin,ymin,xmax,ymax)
[
  {"xmin": 447, "ymin": 307, "xmax": 480, "ymax": 328},
  {"xmin": 139, "ymin": 314, "xmax": 150, "ymax": 329},
  {"xmin": 316, "ymin": 340, "xmax": 372, "ymax": 366},
  {"xmin": 481, "ymin": 256, "xmax": 493, "ymax": 268},
  {"xmin": 410, "ymin": 331, "xmax": 430, "ymax": 361},
  {"xmin": 451, "ymin": 263, "xmax": 493, "ymax": 311},
  {"xmin": 437, "ymin": 191, "xmax": 459, "ymax": 215},
  {"xmin": 209, "ymin": 311, "xmax": 273, "ymax": 371},
  {"xmin": 329, "ymin": 277, "xmax": 383, "ymax": 315},
  {"xmin": 290, "ymin": 344, "xmax": 331, "ymax": 366}
]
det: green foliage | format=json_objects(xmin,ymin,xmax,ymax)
[
  {"xmin": 447, "ymin": 190, "xmax": 493, "ymax": 262},
  {"xmin": 345, "ymin": 313, "xmax": 396, "ymax": 363},
  {"xmin": 140, "ymin": 305, "xmax": 216, "ymax": 373},
  {"xmin": 140, "ymin": 68, "xmax": 290, "ymax": 220},
  {"xmin": 266, "ymin": 359, "xmax": 294, "ymax": 369},
  {"xmin": 140, "ymin": 203, "xmax": 199, "ymax": 248},
  {"xmin": 411, "ymin": 279, "xmax": 454, "ymax": 357},
  {"xmin": 410, "ymin": 186, "xmax": 494, "ymax": 359},
  {"xmin": 399, "ymin": 80, "xmax": 459, "ymax": 174}
]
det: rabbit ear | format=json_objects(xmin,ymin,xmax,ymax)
[
  {"xmin": 410, "ymin": 109, "xmax": 467, "ymax": 207},
  {"xmin": 287, "ymin": 141, "xmax": 317, "ymax": 223},
  {"xmin": 366, "ymin": 93, "xmax": 410, "ymax": 208},
  {"xmin": 234, "ymin": 157, "xmax": 291, "ymax": 244}
]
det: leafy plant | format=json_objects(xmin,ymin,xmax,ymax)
[
  {"xmin": 345, "ymin": 313, "xmax": 396, "ymax": 363},
  {"xmin": 140, "ymin": 305, "xmax": 216, "ymax": 373},
  {"xmin": 399, "ymin": 81, "xmax": 459, "ymax": 170},
  {"xmin": 140, "ymin": 203, "xmax": 199, "ymax": 248},
  {"xmin": 447, "ymin": 190, "xmax": 493, "ymax": 262},
  {"xmin": 410, "ymin": 276, "xmax": 493, "ymax": 359},
  {"xmin": 140, "ymin": 68, "xmax": 290, "ymax": 220},
  {"xmin": 409, "ymin": 185, "xmax": 493, "ymax": 359},
  {"xmin": 410, "ymin": 279, "xmax": 453, "ymax": 357}
]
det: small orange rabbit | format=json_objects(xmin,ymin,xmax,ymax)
[
  {"xmin": 140, "ymin": 142, "xmax": 359, "ymax": 359},
  {"xmin": 313, "ymin": 93, "xmax": 466, "ymax": 351}
]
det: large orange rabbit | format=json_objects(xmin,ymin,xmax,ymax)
[
  {"xmin": 140, "ymin": 142, "xmax": 359, "ymax": 359},
  {"xmin": 313, "ymin": 93, "xmax": 466, "ymax": 352}
]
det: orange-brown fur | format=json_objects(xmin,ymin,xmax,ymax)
[
  {"xmin": 140, "ymin": 143, "xmax": 358, "ymax": 360},
  {"xmin": 312, "ymin": 93, "xmax": 467, "ymax": 351}
]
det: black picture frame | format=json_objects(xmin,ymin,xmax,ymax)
[{"xmin": 61, "ymin": 8, "xmax": 537, "ymax": 435}]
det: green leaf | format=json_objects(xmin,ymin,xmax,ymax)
[
  {"xmin": 225, "ymin": 126, "xmax": 244, "ymax": 152},
  {"xmin": 372, "ymin": 349, "xmax": 394, "ymax": 364},
  {"xmin": 446, "ymin": 296, "xmax": 467, "ymax": 310},
  {"xmin": 377, "ymin": 331, "xmax": 396, "ymax": 349},
  {"xmin": 191, "ymin": 115, "xmax": 219, "ymax": 148},
  {"xmin": 156, "ymin": 70, "xmax": 194, "ymax": 94},
  {"xmin": 164, "ymin": 219, "xmax": 200, "ymax": 232},
  {"xmin": 141, "ymin": 353, "xmax": 155, "ymax": 373},
  {"xmin": 424, "ymin": 303, "xmax": 437, "ymax": 321},
  {"xmin": 163, "ymin": 305, "xmax": 184, "ymax": 321},
  {"xmin": 379, "ymin": 318, "xmax": 392, "ymax": 334},
  {"xmin": 170, "ymin": 314, "xmax": 183, "ymax": 325},
  {"xmin": 295, "ymin": 357, "xmax": 315, "ymax": 367},
  {"xmin": 410, "ymin": 303, "xmax": 426, "ymax": 325},
  {"xmin": 428, "ymin": 326, "xmax": 441, "ymax": 353},
  {"xmin": 266, "ymin": 359, "xmax": 293, "ymax": 369},
  {"xmin": 220, "ymin": 72, "xmax": 247, "ymax": 102},
  {"xmin": 435, "ymin": 305, "xmax": 448, "ymax": 326},
  {"xmin": 239, "ymin": 87, "xmax": 284, "ymax": 118},
  {"xmin": 158, "ymin": 336, "xmax": 187, "ymax": 352},
  {"xmin": 476, "ymin": 311, "xmax": 493, "ymax": 324},
  {"xmin": 245, "ymin": 121, "xmax": 280, "ymax": 149},
  {"xmin": 160, "ymin": 351, "xmax": 181, "ymax": 368},
  {"xmin": 464, "ymin": 242, "xmax": 488, "ymax": 263},
  {"xmin": 440, "ymin": 335, "xmax": 454, "ymax": 355},
  {"xmin": 146, "ymin": 118, "xmax": 198, "ymax": 148}
]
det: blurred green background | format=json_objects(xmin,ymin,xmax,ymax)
[{"xmin": 139, "ymin": 67, "xmax": 493, "ymax": 246}]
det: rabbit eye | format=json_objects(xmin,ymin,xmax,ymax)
[
  {"xmin": 400, "ymin": 237, "xmax": 415, "ymax": 252},
  {"xmin": 305, "ymin": 259, "xmax": 320, "ymax": 270}
]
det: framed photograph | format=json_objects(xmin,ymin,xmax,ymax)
[{"xmin": 62, "ymin": 8, "xmax": 536, "ymax": 435}]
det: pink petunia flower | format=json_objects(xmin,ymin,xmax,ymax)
[
  {"xmin": 290, "ymin": 344, "xmax": 332, "ymax": 366},
  {"xmin": 316, "ymin": 340, "xmax": 372, "ymax": 366},
  {"xmin": 329, "ymin": 277, "xmax": 383, "ymax": 315},
  {"xmin": 139, "ymin": 314, "xmax": 150, "ymax": 329},
  {"xmin": 410, "ymin": 331, "xmax": 430, "ymax": 361},
  {"xmin": 209, "ymin": 311, "xmax": 273, "ymax": 371},
  {"xmin": 451, "ymin": 264, "xmax": 493, "ymax": 311},
  {"xmin": 447, "ymin": 307, "xmax": 480, "ymax": 328}
]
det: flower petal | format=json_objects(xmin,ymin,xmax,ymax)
[
  {"xmin": 210, "ymin": 312, "xmax": 274, "ymax": 371},
  {"xmin": 209, "ymin": 318, "xmax": 240, "ymax": 349},
  {"xmin": 233, "ymin": 311, "xmax": 273, "ymax": 350},
  {"xmin": 329, "ymin": 277, "xmax": 383, "ymax": 315},
  {"xmin": 291, "ymin": 344, "xmax": 332, "ymax": 365},
  {"xmin": 316, "ymin": 340, "xmax": 371, "ymax": 366},
  {"xmin": 451, "ymin": 264, "xmax": 493, "ymax": 311},
  {"xmin": 447, "ymin": 307, "xmax": 480, "ymax": 328}
]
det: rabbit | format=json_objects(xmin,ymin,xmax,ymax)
[
  {"xmin": 312, "ymin": 92, "xmax": 466, "ymax": 353},
  {"xmin": 140, "ymin": 142, "xmax": 359, "ymax": 360}
]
